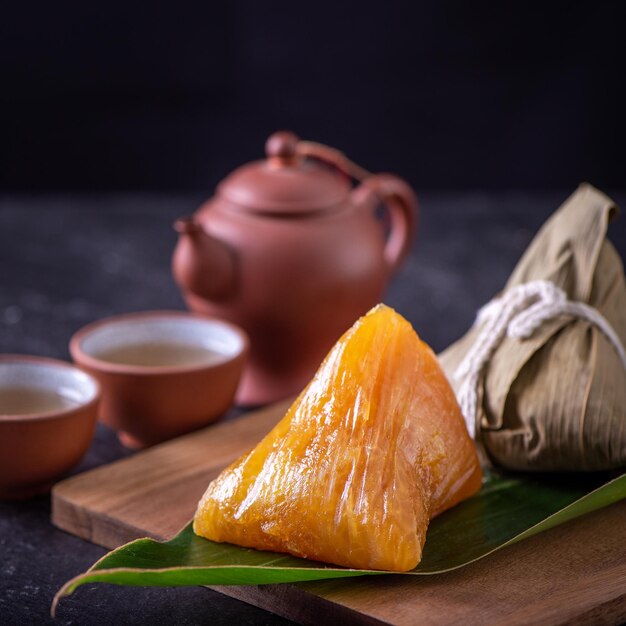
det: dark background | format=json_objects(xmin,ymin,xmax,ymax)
[{"xmin": 2, "ymin": 1, "xmax": 626, "ymax": 192}]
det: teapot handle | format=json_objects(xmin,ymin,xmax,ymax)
[
  {"xmin": 354, "ymin": 174, "xmax": 418, "ymax": 274},
  {"xmin": 297, "ymin": 141, "xmax": 418, "ymax": 274}
]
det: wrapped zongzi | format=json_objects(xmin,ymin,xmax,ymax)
[{"xmin": 440, "ymin": 184, "xmax": 626, "ymax": 471}]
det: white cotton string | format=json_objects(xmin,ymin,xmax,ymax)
[{"xmin": 454, "ymin": 280, "xmax": 626, "ymax": 438}]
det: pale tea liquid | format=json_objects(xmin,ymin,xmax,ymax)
[
  {"xmin": 0, "ymin": 387, "xmax": 80, "ymax": 416},
  {"xmin": 94, "ymin": 342, "xmax": 223, "ymax": 367}
]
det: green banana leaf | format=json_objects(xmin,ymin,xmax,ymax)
[{"xmin": 54, "ymin": 469, "xmax": 626, "ymax": 611}]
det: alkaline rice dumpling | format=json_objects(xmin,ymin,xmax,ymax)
[{"xmin": 194, "ymin": 305, "xmax": 482, "ymax": 571}]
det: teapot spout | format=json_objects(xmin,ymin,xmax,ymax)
[{"xmin": 172, "ymin": 217, "xmax": 237, "ymax": 302}]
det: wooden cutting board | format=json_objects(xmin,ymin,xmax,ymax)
[{"xmin": 52, "ymin": 402, "xmax": 626, "ymax": 626}]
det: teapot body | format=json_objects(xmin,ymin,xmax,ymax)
[
  {"xmin": 172, "ymin": 132, "xmax": 417, "ymax": 404},
  {"xmin": 182, "ymin": 196, "xmax": 391, "ymax": 404}
]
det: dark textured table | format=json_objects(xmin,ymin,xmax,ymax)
[{"xmin": 1, "ymin": 191, "xmax": 625, "ymax": 626}]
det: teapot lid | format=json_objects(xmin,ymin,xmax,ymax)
[{"xmin": 217, "ymin": 131, "xmax": 350, "ymax": 215}]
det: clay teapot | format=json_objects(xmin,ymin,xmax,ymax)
[{"xmin": 172, "ymin": 131, "xmax": 418, "ymax": 405}]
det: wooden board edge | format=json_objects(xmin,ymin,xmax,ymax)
[
  {"xmin": 209, "ymin": 584, "xmax": 389, "ymax": 626},
  {"xmin": 51, "ymin": 489, "xmax": 162, "ymax": 549},
  {"xmin": 561, "ymin": 594, "xmax": 626, "ymax": 626}
]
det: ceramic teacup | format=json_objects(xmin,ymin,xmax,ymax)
[
  {"xmin": 70, "ymin": 311, "xmax": 248, "ymax": 448},
  {"xmin": 0, "ymin": 355, "xmax": 100, "ymax": 499}
]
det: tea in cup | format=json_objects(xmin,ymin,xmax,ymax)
[
  {"xmin": 70, "ymin": 311, "xmax": 248, "ymax": 447},
  {"xmin": 0, "ymin": 355, "xmax": 100, "ymax": 499}
]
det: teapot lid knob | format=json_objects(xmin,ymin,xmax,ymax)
[
  {"xmin": 265, "ymin": 131, "xmax": 299, "ymax": 163},
  {"xmin": 217, "ymin": 130, "xmax": 350, "ymax": 213}
]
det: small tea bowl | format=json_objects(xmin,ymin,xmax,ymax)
[
  {"xmin": 70, "ymin": 311, "xmax": 248, "ymax": 448},
  {"xmin": 0, "ymin": 355, "xmax": 100, "ymax": 499}
]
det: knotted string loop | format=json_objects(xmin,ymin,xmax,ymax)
[{"xmin": 454, "ymin": 280, "xmax": 626, "ymax": 437}]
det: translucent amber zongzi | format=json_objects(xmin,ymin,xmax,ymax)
[{"xmin": 194, "ymin": 305, "xmax": 482, "ymax": 571}]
